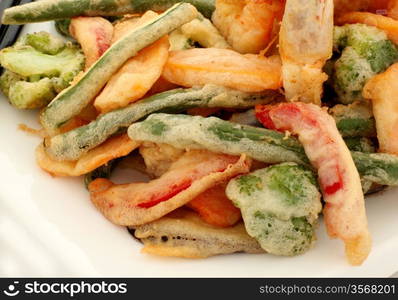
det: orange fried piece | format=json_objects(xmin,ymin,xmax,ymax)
[
  {"xmin": 162, "ymin": 48, "xmax": 282, "ymax": 93},
  {"xmin": 187, "ymin": 183, "xmax": 241, "ymax": 227},
  {"xmin": 36, "ymin": 134, "xmax": 140, "ymax": 176},
  {"xmin": 212, "ymin": 0, "xmax": 285, "ymax": 54},
  {"xmin": 337, "ymin": 11, "xmax": 398, "ymax": 44}
]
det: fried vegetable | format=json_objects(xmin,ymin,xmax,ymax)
[
  {"xmin": 88, "ymin": 151, "xmax": 251, "ymax": 226},
  {"xmin": 255, "ymin": 102, "xmax": 371, "ymax": 265},
  {"xmin": 279, "ymin": 0, "xmax": 333, "ymax": 105},
  {"xmin": 337, "ymin": 11, "xmax": 398, "ymax": 44},
  {"xmin": 54, "ymin": 19, "xmax": 72, "ymax": 37},
  {"xmin": 69, "ymin": 17, "xmax": 114, "ymax": 70},
  {"xmin": 187, "ymin": 182, "xmax": 241, "ymax": 227},
  {"xmin": 352, "ymin": 151, "xmax": 398, "ymax": 186},
  {"xmin": 94, "ymin": 12, "xmax": 170, "ymax": 113},
  {"xmin": 389, "ymin": 0, "xmax": 398, "ymax": 20},
  {"xmin": 2, "ymin": 0, "xmax": 215, "ymax": 24},
  {"xmin": 332, "ymin": 24, "xmax": 398, "ymax": 104},
  {"xmin": 39, "ymin": 3, "xmax": 198, "ymax": 135},
  {"xmin": 363, "ymin": 62, "xmax": 398, "ymax": 155},
  {"xmin": 329, "ymin": 101, "xmax": 376, "ymax": 137},
  {"xmin": 45, "ymin": 84, "xmax": 279, "ymax": 161},
  {"xmin": 0, "ymin": 32, "xmax": 84, "ymax": 109},
  {"xmin": 131, "ymin": 208, "xmax": 263, "ymax": 258},
  {"xmin": 229, "ymin": 109, "xmax": 262, "ymax": 127},
  {"xmin": 226, "ymin": 163, "xmax": 321, "ymax": 256},
  {"xmin": 128, "ymin": 113, "xmax": 398, "ymax": 187},
  {"xmin": 344, "ymin": 137, "xmax": 376, "ymax": 153},
  {"xmin": 171, "ymin": 12, "xmax": 230, "ymax": 50},
  {"xmin": 36, "ymin": 134, "xmax": 140, "ymax": 177},
  {"xmin": 212, "ymin": 0, "xmax": 284, "ymax": 54},
  {"xmin": 162, "ymin": 48, "xmax": 282, "ymax": 92},
  {"xmin": 128, "ymin": 113, "xmax": 309, "ymax": 166},
  {"xmin": 84, "ymin": 159, "xmax": 118, "ymax": 189}
]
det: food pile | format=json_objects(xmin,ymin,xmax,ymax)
[{"xmin": 2, "ymin": 0, "xmax": 398, "ymax": 266}]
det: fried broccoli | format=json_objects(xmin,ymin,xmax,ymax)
[
  {"xmin": 226, "ymin": 163, "xmax": 322, "ymax": 256},
  {"xmin": 0, "ymin": 31, "xmax": 84, "ymax": 109},
  {"xmin": 332, "ymin": 24, "xmax": 398, "ymax": 104}
]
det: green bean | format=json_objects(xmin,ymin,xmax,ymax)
[{"xmin": 40, "ymin": 3, "xmax": 198, "ymax": 135}]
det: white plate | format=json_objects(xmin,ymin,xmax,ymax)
[{"xmin": 1, "ymin": 21, "xmax": 398, "ymax": 278}]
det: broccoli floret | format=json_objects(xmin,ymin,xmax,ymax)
[
  {"xmin": 54, "ymin": 19, "xmax": 72, "ymax": 38},
  {"xmin": 226, "ymin": 163, "xmax": 322, "ymax": 256},
  {"xmin": 332, "ymin": 24, "xmax": 398, "ymax": 104},
  {"xmin": 0, "ymin": 31, "xmax": 84, "ymax": 109}
]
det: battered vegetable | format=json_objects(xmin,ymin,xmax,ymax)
[
  {"xmin": 212, "ymin": 0, "xmax": 285, "ymax": 54},
  {"xmin": 162, "ymin": 48, "xmax": 282, "ymax": 92},
  {"xmin": 0, "ymin": 32, "xmax": 84, "ymax": 109},
  {"xmin": 170, "ymin": 12, "xmax": 230, "ymax": 50},
  {"xmin": 44, "ymin": 84, "xmax": 279, "ymax": 161},
  {"xmin": 40, "ymin": 3, "xmax": 198, "ymax": 135},
  {"xmin": 332, "ymin": 24, "xmax": 398, "ymax": 104},
  {"xmin": 93, "ymin": 11, "xmax": 170, "ymax": 113},
  {"xmin": 363, "ymin": 62, "xmax": 398, "ymax": 155},
  {"xmin": 256, "ymin": 102, "xmax": 371, "ymax": 265},
  {"xmin": 128, "ymin": 113, "xmax": 398, "ymax": 187},
  {"xmin": 226, "ymin": 163, "xmax": 322, "ymax": 256},
  {"xmin": 128, "ymin": 113, "xmax": 310, "ymax": 166},
  {"xmin": 2, "ymin": 0, "xmax": 215, "ymax": 24}
]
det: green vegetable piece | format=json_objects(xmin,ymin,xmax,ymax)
[
  {"xmin": 2, "ymin": 0, "xmax": 215, "ymax": 24},
  {"xmin": 40, "ymin": 3, "xmax": 198, "ymax": 135},
  {"xmin": 0, "ymin": 32, "xmax": 84, "ymax": 109},
  {"xmin": 229, "ymin": 109, "xmax": 262, "ymax": 127},
  {"xmin": 45, "ymin": 84, "xmax": 278, "ymax": 161},
  {"xmin": 329, "ymin": 101, "xmax": 376, "ymax": 137},
  {"xmin": 128, "ymin": 113, "xmax": 309, "ymax": 166},
  {"xmin": 129, "ymin": 113, "xmax": 398, "ymax": 187},
  {"xmin": 226, "ymin": 163, "xmax": 322, "ymax": 256},
  {"xmin": 332, "ymin": 24, "xmax": 398, "ymax": 104},
  {"xmin": 8, "ymin": 78, "xmax": 56, "ymax": 109},
  {"xmin": 344, "ymin": 137, "xmax": 375, "ymax": 153}
]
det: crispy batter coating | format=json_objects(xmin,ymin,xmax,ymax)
[{"xmin": 94, "ymin": 11, "xmax": 169, "ymax": 113}]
